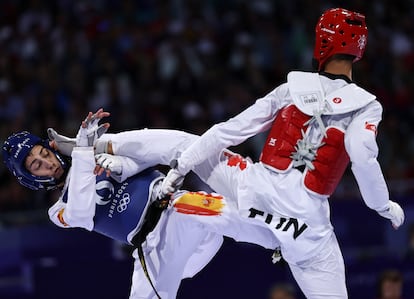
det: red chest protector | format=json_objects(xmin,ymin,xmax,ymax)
[
  {"xmin": 259, "ymin": 105, "xmax": 311, "ymax": 171},
  {"xmin": 259, "ymin": 105, "xmax": 350, "ymax": 196}
]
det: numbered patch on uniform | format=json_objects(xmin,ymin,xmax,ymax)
[{"xmin": 173, "ymin": 191, "xmax": 225, "ymax": 216}]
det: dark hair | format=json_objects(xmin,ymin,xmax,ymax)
[{"xmin": 313, "ymin": 54, "xmax": 355, "ymax": 71}]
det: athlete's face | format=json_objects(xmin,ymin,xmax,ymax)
[{"xmin": 25, "ymin": 145, "xmax": 64, "ymax": 179}]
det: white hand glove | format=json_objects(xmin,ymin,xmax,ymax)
[
  {"xmin": 160, "ymin": 168, "xmax": 185, "ymax": 197},
  {"xmin": 95, "ymin": 153, "xmax": 123, "ymax": 176},
  {"xmin": 76, "ymin": 110, "xmax": 109, "ymax": 147},
  {"xmin": 377, "ymin": 200, "xmax": 405, "ymax": 228},
  {"xmin": 47, "ymin": 128, "xmax": 76, "ymax": 156}
]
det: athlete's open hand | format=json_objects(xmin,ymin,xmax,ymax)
[{"xmin": 76, "ymin": 108, "xmax": 110, "ymax": 147}]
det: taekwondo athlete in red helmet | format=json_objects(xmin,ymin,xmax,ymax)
[{"xmin": 161, "ymin": 8, "xmax": 405, "ymax": 298}]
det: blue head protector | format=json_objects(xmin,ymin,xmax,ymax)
[{"xmin": 2, "ymin": 131, "xmax": 70, "ymax": 190}]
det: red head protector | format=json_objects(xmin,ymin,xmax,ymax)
[{"xmin": 313, "ymin": 8, "xmax": 368, "ymax": 71}]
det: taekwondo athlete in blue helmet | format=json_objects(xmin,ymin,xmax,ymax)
[
  {"xmin": 3, "ymin": 109, "xmax": 279, "ymax": 299},
  {"xmin": 2, "ymin": 109, "xmax": 223, "ymax": 299}
]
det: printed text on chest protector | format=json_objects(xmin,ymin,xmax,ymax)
[{"xmin": 248, "ymin": 208, "xmax": 308, "ymax": 239}]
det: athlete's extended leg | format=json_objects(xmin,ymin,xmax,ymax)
[
  {"xmin": 129, "ymin": 208, "xmax": 223, "ymax": 299},
  {"xmin": 288, "ymin": 234, "xmax": 347, "ymax": 299},
  {"xmin": 171, "ymin": 190, "xmax": 279, "ymax": 250}
]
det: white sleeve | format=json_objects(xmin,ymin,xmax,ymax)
[
  {"xmin": 113, "ymin": 155, "xmax": 140, "ymax": 182},
  {"xmin": 345, "ymin": 101, "xmax": 389, "ymax": 212},
  {"xmin": 100, "ymin": 129, "xmax": 199, "ymax": 170},
  {"xmin": 177, "ymin": 86, "xmax": 286, "ymax": 174},
  {"xmin": 58, "ymin": 147, "xmax": 97, "ymax": 231}
]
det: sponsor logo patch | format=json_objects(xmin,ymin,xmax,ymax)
[
  {"xmin": 268, "ymin": 137, "xmax": 277, "ymax": 146},
  {"xmin": 332, "ymin": 97, "xmax": 342, "ymax": 104}
]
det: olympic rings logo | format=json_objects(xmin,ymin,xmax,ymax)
[{"xmin": 117, "ymin": 193, "xmax": 130, "ymax": 213}]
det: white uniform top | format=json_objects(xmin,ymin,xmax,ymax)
[
  {"xmin": 176, "ymin": 73, "xmax": 390, "ymax": 213},
  {"xmin": 49, "ymin": 147, "xmax": 97, "ymax": 230}
]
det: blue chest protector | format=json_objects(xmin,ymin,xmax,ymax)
[{"xmin": 62, "ymin": 168, "xmax": 164, "ymax": 245}]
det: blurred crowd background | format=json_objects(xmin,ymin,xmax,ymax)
[
  {"xmin": 0, "ymin": 0, "xmax": 414, "ymax": 212},
  {"xmin": 0, "ymin": 0, "xmax": 413, "ymax": 298}
]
